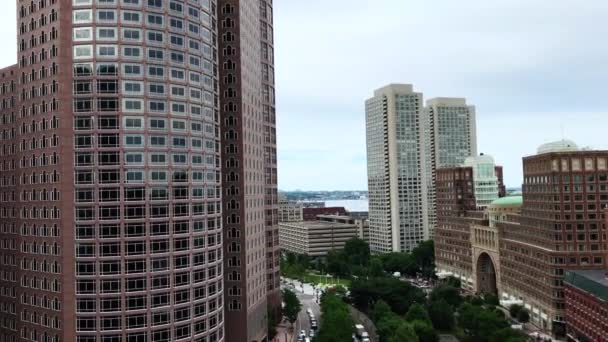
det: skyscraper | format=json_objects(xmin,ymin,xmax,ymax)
[
  {"xmin": 6, "ymin": 0, "xmax": 225, "ymax": 341},
  {"xmin": 0, "ymin": 0, "xmax": 277, "ymax": 341},
  {"xmin": 218, "ymin": 0, "xmax": 280, "ymax": 341},
  {"xmin": 365, "ymin": 85, "xmax": 478, "ymax": 253},
  {"xmin": 423, "ymin": 97, "xmax": 477, "ymax": 238},
  {"xmin": 500, "ymin": 140, "xmax": 608, "ymax": 334},
  {"xmin": 365, "ymin": 84, "xmax": 428, "ymax": 253}
]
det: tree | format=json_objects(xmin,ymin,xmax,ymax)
[
  {"xmin": 516, "ymin": 308, "xmax": 530, "ymax": 323},
  {"xmin": 405, "ymin": 303, "xmax": 431, "ymax": 325},
  {"xmin": 411, "ymin": 240, "xmax": 435, "ymax": 277},
  {"xmin": 326, "ymin": 250, "xmax": 351, "ymax": 277},
  {"xmin": 411, "ymin": 320, "xmax": 439, "ymax": 342},
  {"xmin": 428, "ymin": 299, "xmax": 455, "ymax": 331},
  {"xmin": 484, "ymin": 293, "xmax": 500, "ymax": 306},
  {"xmin": 344, "ymin": 238, "xmax": 371, "ymax": 267},
  {"xmin": 458, "ymin": 303, "xmax": 511, "ymax": 341},
  {"xmin": 377, "ymin": 314, "xmax": 402, "ymax": 342},
  {"xmin": 316, "ymin": 293, "xmax": 354, "ymax": 342},
  {"xmin": 370, "ymin": 300, "xmax": 393, "ymax": 323},
  {"xmin": 369, "ymin": 257, "xmax": 385, "ymax": 277},
  {"xmin": 389, "ymin": 322, "xmax": 418, "ymax": 342},
  {"xmin": 509, "ymin": 304, "xmax": 523, "ymax": 319},
  {"xmin": 429, "ymin": 285, "xmax": 462, "ymax": 308},
  {"xmin": 446, "ymin": 276, "xmax": 462, "ymax": 288},
  {"xmin": 282, "ymin": 289, "xmax": 301, "ymax": 328},
  {"xmin": 350, "ymin": 277, "xmax": 425, "ymax": 314}
]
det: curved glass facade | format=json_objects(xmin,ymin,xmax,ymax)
[{"xmin": 70, "ymin": 0, "xmax": 223, "ymax": 341}]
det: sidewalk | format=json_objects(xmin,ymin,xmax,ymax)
[{"xmin": 273, "ymin": 322, "xmax": 294, "ymax": 342}]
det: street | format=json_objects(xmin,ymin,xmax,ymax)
[{"xmin": 281, "ymin": 279, "xmax": 322, "ymax": 341}]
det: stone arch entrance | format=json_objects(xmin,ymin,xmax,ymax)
[{"xmin": 476, "ymin": 252, "xmax": 497, "ymax": 295}]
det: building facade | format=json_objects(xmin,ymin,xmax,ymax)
[
  {"xmin": 423, "ymin": 97, "xmax": 477, "ymax": 239},
  {"xmin": 217, "ymin": 0, "xmax": 280, "ymax": 341},
  {"xmin": 302, "ymin": 206, "xmax": 346, "ymax": 221},
  {"xmin": 279, "ymin": 216, "xmax": 368, "ymax": 257},
  {"xmin": 278, "ymin": 194, "xmax": 303, "ymax": 222},
  {"xmin": 435, "ymin": 140, "xmax": 608, "ymax": 336},
  {"xmin": 0, "ymin": 0, "xmax": 279, "ymax": 341},
  {"xmin": 564, "ymin": 270, "xmax": 608, "ymax": 342},
  {"xmin": 365, "ymin": 85, "xmax": 479, "ymax": 254},
  {"xmin": 365, "ymin": 84, "xmax": 428, "ymax": 253},
  {"xmin": 433, "ymin": 160, "xmax": 507, "ymax": 291},
  {"xmin": 500, "ymin": 141, "xmax": 608, "ymax": 334}
]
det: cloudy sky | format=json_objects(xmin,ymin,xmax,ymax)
[{"xmin": 1, "ymin": 1, "xmax": 607, "ymax": 191}]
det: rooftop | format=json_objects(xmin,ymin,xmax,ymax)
[
  {"xmin": 537, "ymin": 139, "xmax": 579, "ymax": 154},
  {"xmin": 565, "ymin": 270, "xmax": 608, "ymax": 302},
  {"xmin": 489, "ymin": 195, "xmax": 523, "ymax": 208},
  {"xmin": 280, "ymin": 220, "xmax": 356, "ymax": 230}
]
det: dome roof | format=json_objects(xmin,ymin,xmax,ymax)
[
  {"xmin": 537, "ymin": 139, "xmax": 579, "ymax": 154},
  {"xmin": 489, "ymin": 195, "xmax": 523, "ymax": 208}
]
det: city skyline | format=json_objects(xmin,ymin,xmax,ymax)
[{"xmin": 2, "ymin": 1, "xmax": 608, "ymax": 191}]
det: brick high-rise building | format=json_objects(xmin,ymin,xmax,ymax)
[
  {"xmin": 218, "ymin": 0, "xmax": 280, "ymax": 341},
  {"xmin": 0, "ymin": 0, "xmax": 227, "ymax": 341},
  {"xmin": 500, "ymin": 140, "xmax": 608, "ymax": 334},
  {"xmin": 0, "ymin": 0, "xmax": 279, "ymax": 341},
  {"xmin": 433, "ymin": 155, "xmax": 505, "ymax": 290}
]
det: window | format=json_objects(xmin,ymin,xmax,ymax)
[
  {"xmin": 97, "ymin": 27, "xmax": 117, "ymax": 40},
  {"xmin": 97, "ymin": 45, "xmax": 118, "ymax": 58},
  {"xmin": 126, "ymin": 170, "xmax": 145, "ymax": 183},
  {"xmin": 148, "ymin": 65, "xmax": 165, "ymax": 78},
  {"xmin": 97, "ymin": 10, "xmax": 117, "ymax": 22},
  {"xmin": 150, "ymin": 136, "xmax": 166, "ymax": 146},
  {"xmin": 149, "ymin": 83, "xmax": 165, "ymax": 95},
  {"xmin": 123, "ymin": 99, "xmax": 143, "ymax": 112},
  {"xmin": 151, "ymin": 171, "xmax": 167, "ymax": 181},
  {"xmin": 122, "ymin": 11, "xmax": 141, "ymax": 23},
  {"xmin": 150, "ymin": 154, "xmax": 166, "ymax": 164},
  {"xmin": 97, "ymin": 63, "xmax": 118, "ymax": 75},
  {"xmin": 123, "ymin": 64, "xmax": 143, "ymax": 77},
  {"xmin": 124, "ymin": 135, "xmax": 144, "ymax": 147},
  {"xmin": 74, "ymin": 45, "xmax": 93, "ymax": 59},
  {"xmin": 150, "ymin": 118, "xmax": 166, "ymax": 130},
  {"xmin": 123, "ymin": 81, "xmax": 144, "ymax": 95},
  {"xmin": 124, "ymin": 117, "xmax": 143, "ymax": 129},
  {"xmin": 122, "ymin": 28, "xmax": 142, "ymax": 41},
  {"xmin": 73, "ymin": 28, "xmax": 93, "ymax": 41},
  {"xmin": 73, "ymin": 10, "xmax": 93, "ymax": 24},
  {"xmin": 149, "ymin": 101, "xmax": 166, "ymax": 112},
  {"xmin": 125, "ymin": 153, "xmax": 144, "ymax": 164},
  {"xmin": 148, "ymin": 48, "xmax": 164, "ymax": 60},
  {"xmin": 123, "ymin": 46, "xmax": 142, "ymax": 59},
  {"xmin": 147, "ymin": 31, "xmax": 163, "ymax": 44},
  {"xmin": 147, "ymin": 13, "xmax": 163, "ymax": 26},
  {"xmin": 172, "ymin": 120, "xmax": 186, "ymax": 131},
  {"xmin": 98, "ymin": 80, "xmax": 118, "ymax": 93}
]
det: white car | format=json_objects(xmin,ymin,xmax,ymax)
[
  {"xmin": 299, "ymin": 330, "xmax": 306, "ymax": 337},
  {"xmin": 309, "ymin": 330, "xmax": 315, "ymax": 338}
]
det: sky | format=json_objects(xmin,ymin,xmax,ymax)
[{"xmin": 2, "ymin": 1, "xmax": 608, "ymax": 191}]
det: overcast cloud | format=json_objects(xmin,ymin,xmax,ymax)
[
  {"xmin": 275, "ymin": 0, "xmax": 608, "ymax": 190},
  {"xmin": 1, "ymin": 1, "xmax": 607, "ymax": 190}
]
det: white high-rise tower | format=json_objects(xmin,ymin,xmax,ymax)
[
  {"xmin": 365, "ymin": 84, "xmax": 428, "ymax": 253},
  {"xmin": 365, "ymin": 86, "xmax": 478, "ymax": 253}
]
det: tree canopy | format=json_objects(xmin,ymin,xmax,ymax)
[
  {"xmin": 281, "ymin": 289, "xmax": 301, "ymax": 325},
  {"xmin": 315, "ymin": 292, "xmax": 354, "ymax": 342}
]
